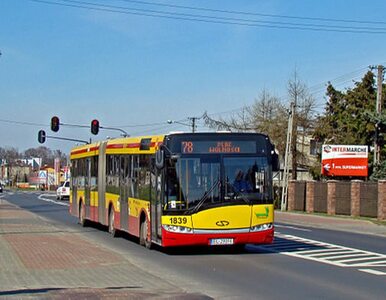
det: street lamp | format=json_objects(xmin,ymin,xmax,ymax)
[{"xmin": 167, "ymin": 118, "xmax": 199, "ymax": 133}]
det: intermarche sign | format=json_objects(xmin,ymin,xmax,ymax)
[{"xmin": 321, "ymin": 145, "xmax": 368, "ymax": 177}]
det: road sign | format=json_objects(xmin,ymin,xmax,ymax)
[{"xmin": 321, "ymin": 145, "xmax": 368, "ymax": 177}]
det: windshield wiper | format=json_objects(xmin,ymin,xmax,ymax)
[
  {"xmin": 185, "ymin": 179, "xmax": 220, "ymax": 215},
  {"xmin": 233, "ymin": 190, "xmax": 251, "ymax": 205},
  {"xmin": 226, "ymin": 182, "xmax": 251, "ymax": 205}
]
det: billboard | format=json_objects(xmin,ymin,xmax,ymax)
[{"xmin": 321, "ymin": 145, "xmax": 368, "ymax": 177}]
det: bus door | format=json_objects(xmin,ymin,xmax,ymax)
[
  {"xmin": 71, "ymin": 175, "xmax": 78, "ymax": 216},
  {"xmin": 85, "ymin": 157, "xmax": 91, "ymax": 219},
  {"xmin": 120, "ymin": 156, "xmax": 129, "ymax": 232},
  {"xmin": 150, "ymin": 163, "xmax": 163, "ymax": 242},
  {"xmin": 98, "ymin": 142, "xmax": 107, "ymax": 225}
]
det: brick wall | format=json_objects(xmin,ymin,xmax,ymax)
[{"xmin": 286, "ymin": 180, "xmax": 385, "ymax": 220}]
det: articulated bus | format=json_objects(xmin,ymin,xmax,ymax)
[{"xmin": 69, "ymin": 132, "xmax": 279, "ymax": 248}]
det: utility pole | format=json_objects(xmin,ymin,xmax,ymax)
[
  {"xmin": 188, "ymin": 116, "xmax": 201, "ymax": 133},
  {"xmin": 291, "ymin": 81, "xmax": 298, "ymax": 180},
  {"xmin": 167, "ymin": 116, "xmax": 200, "ymax": 133},
  {"xmin": 281, "ymin": 102, "xmax": 295, "ymax": 211},
  {"xmin": 189, "ymin": 117, "xmax": 197, "ymax": 133},
  {"xmin": 374, "ymin": 65, "xmax": 384, "ymax": 165}
]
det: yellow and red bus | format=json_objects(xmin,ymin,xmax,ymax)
[{"xmin": 69, "ymin": 132, "xmax": 279, "ymax": 248}]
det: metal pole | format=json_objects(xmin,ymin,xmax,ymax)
[
  {"xmin": 281, "ymin": 102, "xmax": 294, "ymax": 211},
  {"xmin": 192, "ymin": 118, "xmax": 196, "ymax": 133},
  {"xmin": 374, "ymin": 65, "xmax": 384, "ymax": 165}
]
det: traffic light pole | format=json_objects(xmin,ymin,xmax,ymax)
[
  {"xmin": 100, "ymin": 126, "xmax": 129, "ymax": 137},
  {"xmin": 38, "ymin": 130, "xmax": 89, "ymax": 145},
  {"xmin": 45, "ymin": 135, "xmax": 89, "ymax": 144},
  {"xmin": 50, "ymin": 116, "xmax": 129, "ymax": 138}
]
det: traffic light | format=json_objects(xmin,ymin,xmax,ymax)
[
  {"xmin": 38, "ymin": 130, "xmax": 46, "ymax": 144},
  {"xmin": 91, "ymin": 119, "xmax": 99, "ymax": 135},
  {"xmin": 51, "ymin": 116, "xmax": 60, "ymax": 132}
]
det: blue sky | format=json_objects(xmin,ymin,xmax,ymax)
[{"xmin": 1, "ymin": 0, "xmax": 386, "ymax": 153}]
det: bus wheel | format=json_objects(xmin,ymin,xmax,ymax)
[
  {"xmin": 231, "ymin": 244, "xmax": 245, "ymax": 253},
  {"xmin": 79, "ymin": 202, "xmax": 87, "ymax": 227},
  {"xmin": 108, "ymin": 208, "xmax": 118, "ymax": 237},
  {"xmin": 140, "ymin": 219, "xmax": 152, "ymax": 249}
]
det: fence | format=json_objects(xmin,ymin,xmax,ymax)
[{"xmin": 287, "ymin": 180, "xmax": 386, "ymax": 221}]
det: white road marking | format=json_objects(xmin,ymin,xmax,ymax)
[
  {"xmin": 252, "ymin": 233, "xmax": 386, "ymax": 276},
  {"xmin": 275, "ymin": 224, "xmax": 312, "ymax": 232},
  {"xmin": 38, "ymin": 194, "xmax": 69, "ymax": 206},
  {"xmin": 359, "ymin": 269, "xmax": 386, "ymax": 276}
]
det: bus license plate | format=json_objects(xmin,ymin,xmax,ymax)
[{"xmin": 210, "ymin": 238, "xmax": 234, "ymax": 246}]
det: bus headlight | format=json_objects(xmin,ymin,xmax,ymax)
[
  {"xmin": 162, "ymin": 225, "xmax": 194, "ymax": 234},
  {"xmin": 250, "ymin": 223, "xmax": 273, "ymax": 232}
]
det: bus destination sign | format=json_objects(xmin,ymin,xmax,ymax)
[{"xmin": 181, "ymin": 141, "xmax": 256, "ymax": 154}]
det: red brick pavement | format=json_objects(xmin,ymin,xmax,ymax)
[
  {"xmin": 4, "ymin": 234, "xmax": 120, "ymax": 270},
  {"xmin": 0, "ymin": 199, "xmax": 212, "ymax": 299}
]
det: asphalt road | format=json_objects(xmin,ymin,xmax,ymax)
[{"xmin": 2, "ymin": 190, "xmax": 386, "ymax": 299}]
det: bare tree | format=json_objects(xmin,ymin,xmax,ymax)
[
  {"xmin": 248, "ymin": 89, "xmax": 288, "ymax": 155},
  {"xmin": 0, "ymin": 147, "xmax": 21, "ymax": 163},
  {"xmin": 203, "ymin": 90, "xmax": 287, "ymax": 154},
  {"xmin": 287, "ymin": 71, "xmax": 318, "ymax": 179},
  {"xmin": 24, "ymin": 146, "xmax": 52, "ymax": 166}
]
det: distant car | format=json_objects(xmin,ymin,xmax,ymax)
[{"xmin": 56, "ymin": 181, "xmax": 70, "ymax": 200}]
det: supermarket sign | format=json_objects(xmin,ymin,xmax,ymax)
[{"xmin": 321, "ymin": 145, "xmax": 368, "ymax": 177}]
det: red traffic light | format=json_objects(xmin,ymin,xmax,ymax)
[
  {"xmin": 91, "ymin": 119, "xmax": 99, "ymax": 135},
  {"xmin": 51, "ymin": 116, "xmax": 60, "ymax": 132}
]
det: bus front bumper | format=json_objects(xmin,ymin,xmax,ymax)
[{"xmin": 161, "ymin": 227, "xmax": 274, "ymax": 247}]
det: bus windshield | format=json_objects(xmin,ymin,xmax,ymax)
[{"xmin": 164, "ymin": 155, "xmax": 272, "ymax": 213}]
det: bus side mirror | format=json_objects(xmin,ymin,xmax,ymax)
[
  {"xmin": 272, "ymin": 152, "xmax": 280, "ymax": 172},
  {"xmin": 155, "ymin": 149, "xmax": 165, "ymax": 169}
]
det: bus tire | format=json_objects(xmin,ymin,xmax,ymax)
[
  {"xmin": 140, "ymin": 219, "xmax": 152, "ymax": 249},
  {"xmin": 79, "ymin": 201, "xmax": 87, "ymax": 227},
  {"xmin": 231, "ymin": 244, "xmax": 245, "ymax": 253},
  {"xmin": 108, "ymin": 207, "xmax": 118, "ymax": 237}
]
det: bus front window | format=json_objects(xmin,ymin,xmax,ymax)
[
  {"xmin": 164, "ymin": 155, "xmax": 272, "ymax": 212},
  {"xmin": 224, "ymin": 157, "xmax": 271, "ymax": 203},
  {"xmin": 175, "ymin": 158, "xmax": 220, "ymax": 208}
]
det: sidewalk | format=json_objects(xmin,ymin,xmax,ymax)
[
  {"xmin": 1, "ymin": 199, "xmax": 385, "ymax": 299},
  {"xmin": 0, "ymin": 199, "xmax": 211, "ymax": 299},
  {"xmin": 275, "ymin": 210, "xmax": 386, "ymax": 237}
]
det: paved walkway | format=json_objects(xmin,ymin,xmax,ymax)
[
  {"xmin": 0, "ymin": 199, "xmax": 211, "ymax": 299},
  {"xmin": 1, "ymin": 197, "xmax": 385, "ymax": 299}
]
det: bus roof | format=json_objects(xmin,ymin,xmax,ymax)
[
  {"xmin": 70, "ymin": 132, "xmax": 271, "ymax": 159},
  {"xmin": 70, "ymin": 135, "xmax": 165, "ymax": 159}
]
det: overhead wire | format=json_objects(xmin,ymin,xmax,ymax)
[
  {"xmin": 15, "ymin": 1, "xmax": 386, "ymax": 131},
  {"xmin": 116, "ymin": 0, "xmax": 386, "ymax": 26},
  {"xmin": 0, "ymin": 118, "xmax": 47, "ymax": 127},
  {"xmin": 1, "ymin": 65, "xmax": 380, "ymax": 133},
  {"xmin": 204, "ymin": 65, "xmax": 378, "ymax": 120},
  {"xmin": 27, "ymin": 0, "xmax": 386, "ymax": 34}
]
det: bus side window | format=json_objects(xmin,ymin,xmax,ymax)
[
  {"xmin": 130, "ymin": 155, "xmax": 139, "ymax": 198},
  {"xmin": 166, "ymin": 169, "xmax": 177, "ymax": 198},
  {"xmin": 255, "ymin": 170, "xmax": 265, "ymax": 194}
]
